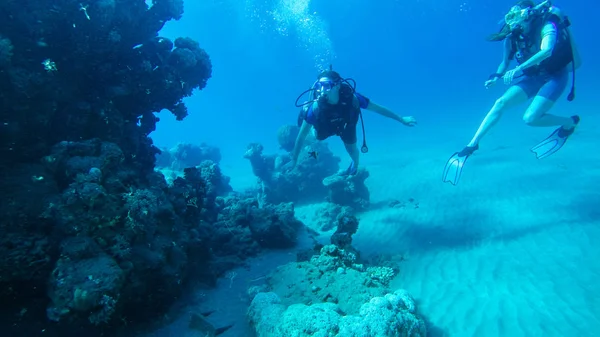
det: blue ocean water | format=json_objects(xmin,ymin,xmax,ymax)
[{"xmin": 152, "ymin": 0, "xmax": 597, "ymax": 171}]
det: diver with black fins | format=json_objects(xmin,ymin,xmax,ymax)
[
  {"xmin": 286, "ymin": 65, "xmax": 417, "ymax": 176},
  {"xmin": 443, "ymin": 0, "xmax": 582, "ymax": 186}
]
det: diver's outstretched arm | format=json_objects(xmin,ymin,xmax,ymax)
[{"xmin": 365, "ymin": 101, "xmax": 417, "ymax": 126}]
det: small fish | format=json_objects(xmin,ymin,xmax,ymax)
[{"xmin": 308, "ymin": 151, "xmax": 318, "ymax": 159}]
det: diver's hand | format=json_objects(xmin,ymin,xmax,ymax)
[
  {"xmin": 281, "ymin": 160, "xmax": 296, "ymax": 173},
  {"xmin": 400, "ymin": 116, "xmax": 417, "ymax": 127},
  {"xmin": 484, "ymin": 77, "xmax": 498, "ymax": 89},
  {"xmin": 503, "ymin": 67, "xmax": 522, "ymax": 85}
]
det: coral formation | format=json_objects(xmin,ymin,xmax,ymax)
[
  {"xmin": 276, "ymin": 124, "xmax": 300, "ymax": 152},
  {"xmin": 244, "ymin": 126, "xmax": 341, "ymax": 204},
  {"xmin": 323, "ymin": 167, "xmax": 371, "ymax": 210},
  {"xmin": 330, "ymin": 212, "xmax": 360, "ymax": 249},
  {"xmin": 248, "ymin": 245, "xmax": 427, "ymax": 336},
  {"xmin": 245, "ymin": 124, "xmax": 371, "ymax": 210},
  {"xmin": 296, "ymin": 202, "xmax": 355, "ymax": 232},
  {"xmin": 246, "ymin": 214, "xmax": 427, "ymax": 336},
  {"xmin": 156, "ymin": 142, "xmax": 222, "ymax": 170}
]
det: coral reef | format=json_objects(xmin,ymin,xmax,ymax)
[
  {"xmin": 0, "ymin": 1, "xmax": 307, "ymax": 336},
  {"xmin": 211, "ymin": 195, "xmax": 304, "ymax": 259},
  {"xmin": 244, "ymin": 125, "xmax": 341, "ymax": 204},
  {"xmin": 247, "ymin": 245, "xmax": 427, "ymax": 336},
  {"xmin": 295, "ymin": 202, "xmax": 355, "ymax": 232},
  {"xmin": 2, "ymin": 136, "xmax": 307, "ymax": 335},
  {"xmin": 34, "ymin": 139, "xmax": 231, "ymax": 327},
  {"xmin": 323, "ymin": 167, "xmax": 371, "ymax": 210},
  {"xmin": 0, "ymin": 0, "xmax": 212, "ymax": 167},
  {"xmin": 0, "ymin": 0, "xmax": 391, "ymax": 335},
  {"xmin": 156, "ymin": 142, "xmax": 222, "ymax": 169},
  {"xmin": 330, "ymin": 213, "xmax": 360, "ymax": 249},
  {"xmin": 155, "ymin": 143, "xmax": 230, "ymax": 190},
  {"xmin": 276, "ymin": 124, "xmax": 300, "ymax": 152},
  {"xmin": 245, "ymin": 123, "xmax": 372, "ymax": 212},
  {"xmin": 46, "ymin": 238, "xmax": 124, "ymax": 325}
]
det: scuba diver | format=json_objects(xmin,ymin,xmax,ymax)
[
  {"xmin": 443, "ymin": 0, "xmax": 581, "ymax": 185},
  {"xmin": 287, "ymin": 66, "xmax": 417, "ymax": 176}
]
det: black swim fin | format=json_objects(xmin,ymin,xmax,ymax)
[
  {"xmin": 442, "ymin": 145, "xmax": 478, "ymax": 186},
  {"xmin": 531, "ymin": 115, "xmax": 580, "ymax": 159}
]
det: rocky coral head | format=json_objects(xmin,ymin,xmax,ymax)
[
  {"xmin": 322, "ymin": 168, "xmax": 371, "ymax": 210},
  {"xmin": 244, "ymin": 143, "xmax": 264, "ymax": 159},
  {"xmin": 247, "ymin": 242, "xmax": 428, "ymax": 336},
  {"xmin": 337, "ymin": 214, "xmax": 359, "ymax": 235},
  {"xmin": 322, "ymin": 168, "xmax": 369, "ymax": 188},
  {"xmin": 276, "ymin": 124, "xmax": 300, "ymax": 152}
]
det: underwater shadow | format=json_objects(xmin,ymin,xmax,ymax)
[
  {"xmin": 401, "ymin": 222, "xmax": 487, "ymax": 253},
  {"xmin": 381, "ymin": 209, "xmax": 566, "ymax": 254},
  {"xmin": 414, "ymin": 303, "xmax": 448, "ymax": 337},
  {"xmin": 566, "ymin": 191, "xmax": 600, "ymax": 222},
  {"xmin": 375, "ymin": 207, "xmax": 493, "ymax": 253},
  {"xmin": 359, "ymin": 199, "xmax": 396, "ymax": 212}
]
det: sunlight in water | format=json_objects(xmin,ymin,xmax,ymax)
[{"xmin": 243, "ymin": 0, "xmax": 335, "ymax": 70}]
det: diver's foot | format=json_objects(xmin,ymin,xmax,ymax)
[
  {"xmin": 442, "ymin": 145, "xmax": 478, "ymax": 186},
  {"xmin": 531, "ymin": 115, "xmax": 580, "ymax": 160},
  {"xmin": 557, "ymin": 115, "xmax": 580, "ymax": 138},
  {"xmin": 458, "ymin": 144, "xmax": 479, "ymax": 157},
  {"xmin": 340, "ymin": 161, "xmax": 358, "ymax": 176}
]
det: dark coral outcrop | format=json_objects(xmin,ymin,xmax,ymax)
[
  {"xmin": 0, "ymin": 0, "xmax": 223, "ymax": 335},
  {"xmin": 0, "ymin": 0, "xmax": 212, "ymax": 167}
]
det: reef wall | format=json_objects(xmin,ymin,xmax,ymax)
[{"xmin": 0, "ymin": 1, "xmax": 269, "ymax": 336}]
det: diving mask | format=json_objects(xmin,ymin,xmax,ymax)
[
  {"xmin": 314, "ymin": 77, "xmax": 339, "ymax": 94},
  {"xmin": 504, "ymin": 6, "xmax": 529, "ymax": 30},
  {"xmin": 314, "ymin": 77, "xmax": 341, "ymax": 104}
]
